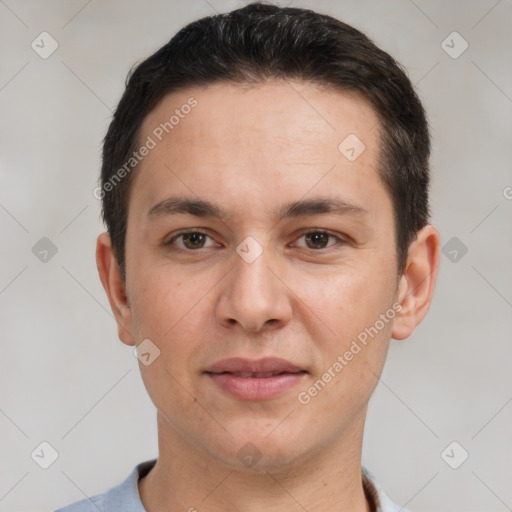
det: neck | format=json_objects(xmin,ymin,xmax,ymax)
[{"xmin": 139, "ymin": 410, "xmax": 371, "ymax": 512}]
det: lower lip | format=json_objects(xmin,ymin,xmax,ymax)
[{"xmin": 206, "ymin": 372, "xmax": 307, "ymax": 401}]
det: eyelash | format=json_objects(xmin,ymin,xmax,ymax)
[{"xmin": 164, "ymin": 228, "xmax": 347, "ymax": 252}]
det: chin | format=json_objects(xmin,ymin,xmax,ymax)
[{"xmin": 208, "ymin": 424, "xmax": 312, "ymax": 473}]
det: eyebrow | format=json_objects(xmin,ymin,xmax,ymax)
[{"xmin": 146, "ymin": 195, "xmax": 369, "ymax": 223}]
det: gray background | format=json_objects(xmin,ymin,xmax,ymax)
[{"xmin": 1, "ymin": 1, "xmax": 511, "ymax": 511}]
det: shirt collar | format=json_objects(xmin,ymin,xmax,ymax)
[{"xmin": 362, "ymin": 466, "xmax": 407, "ymax": 512}]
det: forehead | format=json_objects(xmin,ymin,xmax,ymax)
[
  {"xmin": 139, "ymin": 79, "xmax": 379, "ymax": 155},
  {"xmin": 130, "ymin": 80, "xmax": 388, "ymax": 223}
]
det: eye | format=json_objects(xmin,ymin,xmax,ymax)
[
  {"xmin": 164, "ymin": 229, "xmax": 346, "ymax": 252},
  {"xmin": 165, "ymin": 230, "xmax": 219, "ymax": 250},
  {"xmin": 293, "ymin": 230, "xmax": 344, "ymax": 250}
]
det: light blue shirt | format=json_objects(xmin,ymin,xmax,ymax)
[{"xmin": 54, "ymin": 459, "xmax": 408, "ymax": 512}]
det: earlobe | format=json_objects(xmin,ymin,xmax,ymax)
[
  {"xmin": 391, "ymin": 225, "xmax": 441, "ymax": 340},
  {"xmin": 96, "ymin": 232, "xmax": 136, "ymax": 346}
]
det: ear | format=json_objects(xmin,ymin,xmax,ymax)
[
  {"xmin": 96, "ymin": 232, "xmax": 136, "ymax": 346},
  {"xmin": 392, "ymin": 225, "xmax": 441, "ymax": 340}
]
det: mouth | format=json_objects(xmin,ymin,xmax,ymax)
[
  {"xmin": 205, "ymin": 356, "xmax": 306, "ymax": 375},
  {"xmin": 204, "ymin": 358, "xmax": 308, "ymax": 401},
  {"xmin": 208, "ymin": 371, "xmax": 306, "ymax": 378}
]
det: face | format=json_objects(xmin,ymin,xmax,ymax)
[{"xmin": 109, "ymin": 81, "xmax": 407, "ymax": 470}]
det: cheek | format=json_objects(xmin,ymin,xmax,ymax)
[
  {"xmin": 129, "ymin": 259, "xmax": 194, "ymax": 336},
  {"xmin": 295, "ymin": 264, "xmax": 391, "ymax": 342},
  {"xmin": 129, "ymin": 265, "xmax": 216, "ymax": 378},
  {"xmin": 298, "ymin": 281, "xmax": 392, "ymax": 423},
  {"xmin": 292, "ymin": 263, "xmax": 394, "ymax": 406},
  {"xmin": 130, "ymin": 272, "xmax": 202, "ymax": 410}
]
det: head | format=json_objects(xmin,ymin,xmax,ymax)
[{"xmin": 97, "ymin": 3, "xmax": 439, "ymax": 472}]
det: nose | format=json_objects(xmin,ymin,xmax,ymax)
[{"xmin": 216, "ymin": 239, "xmax": 292, "ymax": 333}]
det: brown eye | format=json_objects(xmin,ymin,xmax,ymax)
[
  {"xmin": 294, "ymin": 231, "xmax": 341, "ymax": 250},
  {"xmin": 181, "ymin": 232, "xmax": 207, "ymax": 249},
  {"xmin": 166, "ymin": 230, "xmax": 217, "ymax": 250},
  {"xmin": 304, "ymin": 232, "xmax": 331, "ymax": 249}
]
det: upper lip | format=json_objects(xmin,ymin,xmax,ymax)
[{"xmin": 205, "ymin": 357, "xmax": 306, "ymax": 374}]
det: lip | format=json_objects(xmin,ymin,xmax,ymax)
[
  {"xmin": 204, "ymin": 357, "xmax": 307, "ymax": 401},
  {"xmin": 205, "ymin": 357, "xmax": 305, "ymax": 374}
]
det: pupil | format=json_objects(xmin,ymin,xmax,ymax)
[
  {"xmin": 306, "ymin": 232, "xmax": 328, "ymax": 249},
  {"xmin": 184, "ymin": 233, "xmax": 204, "ymax": 248}
]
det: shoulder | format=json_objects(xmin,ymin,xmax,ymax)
[
  {"xmin": 54, "ymin": 494, "xmax": 106, "ymax": 512},
  {"xmin": 54, "ymin": 459, "xmax": 157, "ymax": 512}
]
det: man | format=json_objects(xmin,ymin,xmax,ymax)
[{"xmin": 56, "ymin": 2, "xmax": 440, "ymax": 511}]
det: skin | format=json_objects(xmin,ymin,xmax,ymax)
[{"xmin": 97, "ymin": 80, "xmax": 440, "ymax": 512}]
